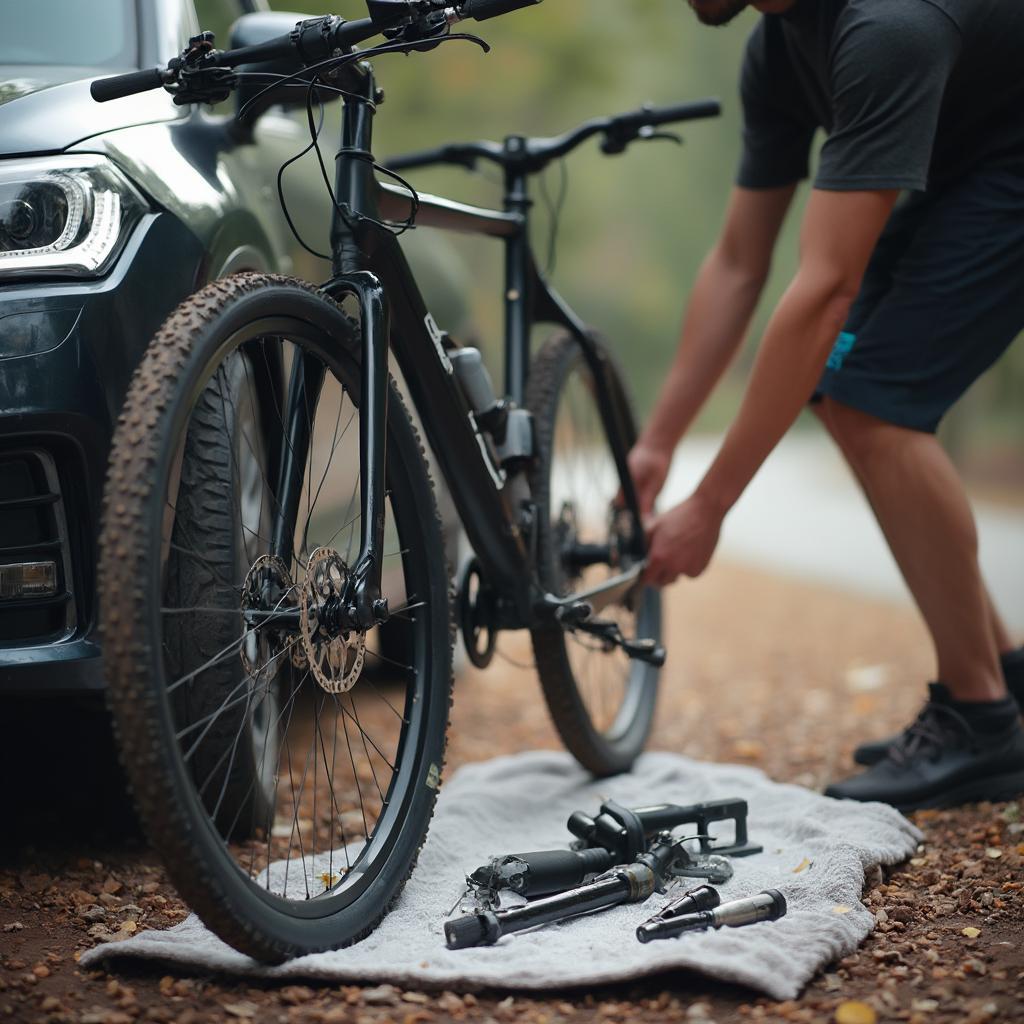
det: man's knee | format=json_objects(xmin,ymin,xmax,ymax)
[{"xmin": 817, "ymin": 396, "xmax": 908, "ymax": 472}]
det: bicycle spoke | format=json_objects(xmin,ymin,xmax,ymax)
[{"xmin": 335, "ymin": 691, "xmax": 370, "ymax": 842}]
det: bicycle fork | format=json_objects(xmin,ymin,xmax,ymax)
[{"xmin": 270, "ymin": 271, "xmax": 391, "ymax": 632}]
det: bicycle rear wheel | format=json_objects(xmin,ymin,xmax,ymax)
[
  {"xmin": 527, "ymin": 332, "xmax": 662, "ymax": 776},
  {"xmin": 100, "ymin": 273, "xmax": 452, "ymax": 961}
]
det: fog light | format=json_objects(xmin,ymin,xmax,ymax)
[{"xmin": 0, "ymin": 561, "xmax": 57, "ymax": 600}]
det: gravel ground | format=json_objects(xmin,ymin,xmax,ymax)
[{"xmin": 1, "ymin": 561, "xmax": 1022, "ymax": 1024}]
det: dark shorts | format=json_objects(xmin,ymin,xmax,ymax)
[{"xmin": 816, "ymin": 167, "xmax": 1024, "ymax": 433}]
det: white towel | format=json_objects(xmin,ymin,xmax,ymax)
[{"xmin": 81, "ymin": 750, "xmax": 920, "ymax": 999}]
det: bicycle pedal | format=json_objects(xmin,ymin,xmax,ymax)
[
  {"xmin": 622, "ymin": 637, "xmax": 666, "ymax": 667},
  {"xmin": 555, "ymin": 600, "xmax": 593, "ymax": 626}
]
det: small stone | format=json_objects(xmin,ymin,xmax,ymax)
[
  {"xmin": 438, "ymin": 992, "xmax": 466, "ymax": 1012},
  {"xmin": 280, "ymin": 986, "xmax": 315, "ymax": 1005},
  {"xmin": 402, "ymin": 992, "xmax": 430, "ymax": 1004},
  {"xmin": 363, "ymin": 985, "xmax": 399, "ymax": 1006}
]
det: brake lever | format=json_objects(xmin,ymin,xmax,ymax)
[
  {"xmin": 600, "ymin": 126, "xmax": 684, "ymax": 156},
  {"xmin": 166, "ymin": 32, "xmax": 237, "ymax": 106},
  {"xmin": 384, "ymin": 10, "xmax": 450, "ymax": 51},
  {"xmin": 638, "ymin": 127, "xmax": 683, "ymax": 146}
]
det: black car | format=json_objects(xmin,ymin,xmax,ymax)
[{"xmin": 0, "ymin": 0, "xmax": 467, "ymax": 701}]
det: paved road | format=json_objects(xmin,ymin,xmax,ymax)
[{"xmin": 660, "ymin": 434, "xmax": 1024, "ymax": 631}]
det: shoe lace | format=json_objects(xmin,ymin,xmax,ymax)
[{"xmin": 887, "ymin": 701, "xmax": 974, "ymax": 766}]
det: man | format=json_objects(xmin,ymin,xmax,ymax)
[{"xmin": 631, "ymin": 0, "xmax": 1024, "ymax": 809}]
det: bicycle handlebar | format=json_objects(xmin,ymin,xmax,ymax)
[
  {"xmin": 90, "ymin": 1, "xmax": 544, "ymax": 104},
  {"xmin": 386, "ymin": 99, "xmax": 722, "ymax": 173},
  {"xmin": 386, "ymin": 141, "xmax": 502, "ymax": 172}
]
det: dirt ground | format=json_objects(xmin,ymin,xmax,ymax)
[{"xmin": 2, "ymin": 561, "xmax": 1022, "ymax": 1024}]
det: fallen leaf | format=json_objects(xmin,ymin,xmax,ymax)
[
  {"xmin": 223, "ymin": 1002, "xmax": 258, "ymax": 1019},
  {"xmin": 962, "ymin": 926, "xmax": 981, "ymax": 938},
  {"xmin": 319, "ymin": 871, "xmax": 341, "ymax": 889},
  {"xmin": 832, "ymin": 905, "xmax": 853, "ymax": 914},
  {"xmin": 792, "ymin": 857, "xmax": 812, "ymax": 874},
  {"xmin": 732, "ymin": 739, "xmax": 764, "ymax": 759},
  {"xmin": 835, "ymin": 1000, "xmax": 877, "ymax": 1024}
]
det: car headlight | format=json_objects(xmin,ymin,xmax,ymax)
[{"xmin": 0, "ymin": 155, "xmax": 148, "ymax": 279}]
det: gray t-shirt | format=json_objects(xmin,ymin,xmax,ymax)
[{"xmin": 737, "ymin": 0, "xmax": 1024, "ymax": 193}]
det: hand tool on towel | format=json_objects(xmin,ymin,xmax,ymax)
[{"xmin": 636, "ymin": 888, "xmax": 787, "ymax": 943}]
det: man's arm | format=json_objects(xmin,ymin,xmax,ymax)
[
  {"xmin": 644, "ymin": 187, "xmax": 898, "ymax": 585},
  {"xmin": 629, "ymin": 184, "xmax": 796, "ymax": 516}
]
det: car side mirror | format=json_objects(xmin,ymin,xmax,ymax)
[{"xmin": 229, "ymin": 12, "xmax": 342, "ymax": 128}]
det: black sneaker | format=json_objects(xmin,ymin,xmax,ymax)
[
  {"xmin": 853, "ymin": 647, "xmax": 1024, "ymax": 766},
  {"xmin": 826, "ymin": 692, "xmax": 1024, "ymax": 811}
]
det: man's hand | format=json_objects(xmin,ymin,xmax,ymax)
[
  {"xmin": 627, "ymin": 442, "xmax": 673, "ymax": 521},
  {"xmin": 644, "ymin": 491, "xmax": 724, "ymax": 587}
]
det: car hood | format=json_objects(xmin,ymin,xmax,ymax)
[{"xmin": 0, "ymin": 65, "xmax": 180, "ymax": 158}]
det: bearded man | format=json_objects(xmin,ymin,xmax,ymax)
[{"xmin": 631, "ymin": 0, "xmax": 1024, "ymax": 809}]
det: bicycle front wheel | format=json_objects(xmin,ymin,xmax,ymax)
[
  {"xmin": 527, "ymin": 332, "xmax": 662, "ymax": 776},
  {"xmin": 100, "ymin": 273, "xmax": 452, "ymax": 962}
]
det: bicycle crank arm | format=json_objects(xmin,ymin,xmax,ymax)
[{"xmin": 541, "ymin": 561, "xmax": 646, "ymax": 616}]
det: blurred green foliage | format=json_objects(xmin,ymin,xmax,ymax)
[{"xmin": 269, "ymin": 0, "xmax": 1021, "ymax": 455}]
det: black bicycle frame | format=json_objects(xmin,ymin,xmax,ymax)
[{"xmin": 274, "ymin": 60, "xmax": 645, "ymax": 631}]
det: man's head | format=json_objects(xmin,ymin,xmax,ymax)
[{"xmin": 687, "ymin": 0, "xmax": 796, "ymax": 26}]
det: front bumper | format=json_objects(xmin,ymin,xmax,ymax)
[{"xmin": 0, "ymin": 212, "xmax": 205, "ymax": 695}]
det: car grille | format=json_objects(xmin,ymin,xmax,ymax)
[{"xmin": 0, "ymin": 450, "xmax": 77, "ymax": 646}]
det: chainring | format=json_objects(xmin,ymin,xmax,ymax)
[
  {"xmin": 457, "ymin": 555, "xmax": 497, "ymax": 670},
  {"xmin": 299, "ymin": 547, "xmax": 366, "ymax": 694}
]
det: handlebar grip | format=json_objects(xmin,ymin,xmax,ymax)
[
  {"xmin": 460, "ymin": 0, "xmax": 543, "ymax": 21},
  {"xmin": 637, "ymin": 99, "xmax": 722, "ymax": 127},
  {"xmin": 90, "ymin": 68, "xmax": 166, "ymax": 103}
]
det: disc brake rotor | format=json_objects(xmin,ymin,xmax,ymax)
[
  {"xmin": 239, "ymin": 554, "xmax": 295, "ymax": 678},
  {"xmin": 299, "ymin": 547, "xmax": 366, "ymax": 694}
]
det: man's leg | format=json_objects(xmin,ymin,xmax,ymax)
[
  {"xmin": 816, "ymin": 396, "xmax": 1005, "ymax": 703},
  {"xmin": 986, "ymin": 589, "xmax": 1015, "ymax": 657}
]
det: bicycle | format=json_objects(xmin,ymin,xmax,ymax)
[{"xmin": 90, "ymin": 0, "xmax": 721, "ymax": 962}]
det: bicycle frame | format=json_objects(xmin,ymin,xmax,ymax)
[{"xmin": 273, "ymin": 60, "xmax": 645, "ymax": 632}]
